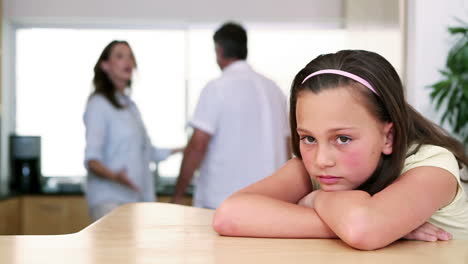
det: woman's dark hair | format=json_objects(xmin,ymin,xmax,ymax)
[
  {"xmin": 213, "ymin": 22, "xmax": 248, "ymax": 60},
  {"xmin": 289, "ymin": 50, "xmax": 468, "ymax": 194},
  {"xmin": 91, "ymin": 40, "xmax": 136, "ymax": 109}
]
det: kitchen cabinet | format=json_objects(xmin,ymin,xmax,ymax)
[
  {"xmin": 0, "ymin": 198, "xmax": 21, "ymax": 235},
  {"xmin": 20, "ymin": 195, "xmax": 90, "ymax": 235},
  {"xmin": 0, "ymin": 194, "xmax": 192, "ymax": 235}
]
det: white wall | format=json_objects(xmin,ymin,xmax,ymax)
[
  {"xmin": 344, "ymin": 0, "xmax": 403, "ymax": 76},
  {"xmin": 345, "ymin": 0, "xmax": 399, "ymax": 28},
  {"xmin": 4, "ymin": 0, "xmax": 343, "ymax": 26},
  {"xmin": 406, "ymin": 0, "xmax": 468, "ymax": 127}
]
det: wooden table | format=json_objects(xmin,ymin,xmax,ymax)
[{"xmin": 0, "ymin": 203, "xmax": 467, "ymax": 263}]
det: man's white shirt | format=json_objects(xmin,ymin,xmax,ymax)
[{"xmin": 190, "ymin": 60, "xmax": 290, "ymax": 209}]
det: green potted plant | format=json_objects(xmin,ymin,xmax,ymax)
[{"xmin": 429, "ymin": 22, "xmax": 468, "ymax": 146}]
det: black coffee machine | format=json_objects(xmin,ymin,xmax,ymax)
[{"xmin": 10, "ymin": 135, "xmax": 42, "ymax": 193}]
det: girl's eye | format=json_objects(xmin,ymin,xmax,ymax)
[
  {"xmin": 300, "ymin": 136, "xmax": 316, "ymax": 144},
  {"xmin": 336, "ymin": 136, "xmax": 351, "ymax": 144}
]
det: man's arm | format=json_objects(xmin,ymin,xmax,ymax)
[{"xmin": 171, "ymin": 128, "xmax": 211, "ymax": 204}]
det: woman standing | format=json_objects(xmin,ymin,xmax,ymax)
[{"xmin": 84, "ymin": 40, "xmax": 181, "ymax": 221}]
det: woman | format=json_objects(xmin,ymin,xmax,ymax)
[{"xmin": 84, "ymin": 40, "xmax": 182, "ymax": 221}]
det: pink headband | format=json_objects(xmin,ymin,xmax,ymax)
[{"xmin": 301, "ymin": 69, "xmax": 378, "ymax": 95}]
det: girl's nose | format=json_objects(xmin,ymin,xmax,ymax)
[{"xmin": 315, "ymin": 144, "xmax": 335, "ymax": 169}]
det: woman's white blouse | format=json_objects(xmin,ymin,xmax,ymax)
[{"xmin": 83, "ymin": 93, "xmax": 170, "ymax": 206}]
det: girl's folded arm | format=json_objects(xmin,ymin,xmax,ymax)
[
  {"xmin": 213, "ymin": 158, "xmax": 337, "ymax": 238},
  {"xmin": 313, "ymin": 166, "xmax": 457, "ymax": 250}
]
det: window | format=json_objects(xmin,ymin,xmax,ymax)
[
  {"xmin": 16, "ymin": 28, "xmax": 188, "ymax": 178},
  {"xmin": 15, "ymin": 25, "xmax": 401, "ymax": 178}
]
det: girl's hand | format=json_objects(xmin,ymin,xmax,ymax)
[
  {"xmin": 403, "ymin": 222, "xmax": 452, "ymax": 241},
  {"xmin": 112, "ymin": 168, "xmax": 140, "ymax": 192},
  {"xmin": 297, "ymin": 190, "xmax": 321, "ymax": 208}
]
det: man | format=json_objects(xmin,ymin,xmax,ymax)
[{"xmin": 172, "ymin": 22, "xmax": 290, "ymax": 209}]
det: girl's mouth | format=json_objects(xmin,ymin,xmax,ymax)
[{"xmin": 317, "ymin": 175, "xmax": 341, "ymax": 184}]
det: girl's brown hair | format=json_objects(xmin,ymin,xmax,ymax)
[
  {"xmin": 290, "ymin": 50, "xmax": 467, "ymax": 195},
  {"xmin": 91, "ymin": 40, "xmax": 136, "ymax": 108}
]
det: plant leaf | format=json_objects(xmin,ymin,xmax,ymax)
[
  {"xmin": 429, "ymin": 22, "xmax": 468, "ymax": 146},
  {"xmin": 449, "ymin": 27, "xmax": 467, "ymax": 34}
]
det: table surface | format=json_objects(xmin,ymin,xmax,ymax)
[{"xmin": 1, "ymin": 203, "xmax": 467, "ymax": 264}]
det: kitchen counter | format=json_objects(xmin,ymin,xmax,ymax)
[
  {"xmin": 0, "ymin": 176, "xmax": 193, "ymax": 201},
  {"xmin": 0, "ymin": 203, "xmax": 467, "ymax": 263}
]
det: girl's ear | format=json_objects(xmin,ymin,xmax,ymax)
[{"xmin": 382, "ymin": 122, "xmax": 394, "ymax": 155}]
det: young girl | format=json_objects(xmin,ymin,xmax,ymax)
[{"xmin": 212, "ymin": 50, "xmax": 468, "ymax": 250}]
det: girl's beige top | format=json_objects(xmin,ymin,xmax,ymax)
[
  {"xmin": 311, "ymin": 144, "xmax": 468, "ymax": 240},
  {"xmin": 402, "ymin": 144, "xmax": 468, "ymax": 240}
]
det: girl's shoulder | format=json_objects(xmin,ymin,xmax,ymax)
[{"xmin": 403, "ymin": 144, "xmax": 460, "ymax": 180}]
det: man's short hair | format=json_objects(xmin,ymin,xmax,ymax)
[{"xmin": 213, "ymin": 22, "xmax": 248, "ymax": 60}]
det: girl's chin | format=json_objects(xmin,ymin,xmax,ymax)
[{"xmin": 320, "ymin": 185, "xmax": 350, "ymax": 192}]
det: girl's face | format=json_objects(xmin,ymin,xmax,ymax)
[
  {"xmin": 296, "ymin": 87, "xmax": 393, "ymax": 192},
  {"xmin": 101, "ymin": 43, "xmax": 135, "ymax": 85}
]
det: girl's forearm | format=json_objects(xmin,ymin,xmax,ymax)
[
  {"xmin": 314, "ymin": 190, "xmax": 372, "ymax": 228},
  {"xmin": 213, "ymin": 193, "xmax": 336, "ymax": 238},
  {"xmin": 314, "ymin": 190, "xmax": 394, "ymax": 250}
]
